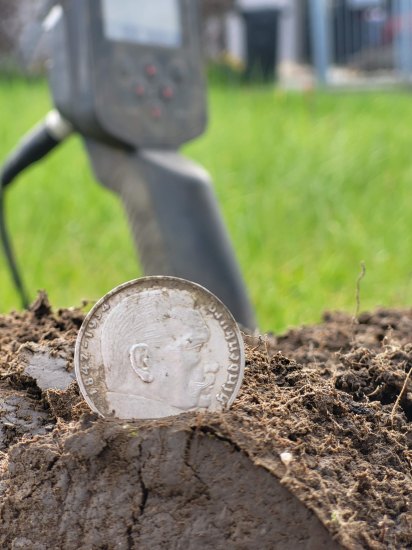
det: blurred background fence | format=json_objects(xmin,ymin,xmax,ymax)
[
  {"xmin": 309, "ymin": 0, "xmax": 412, "ymax": 87},
  {"xmin": 223, "ymin": 0, "xmax": 412, "ymax": 88},
  {"xmin": 208, "ymin": 0, "xmax": 412, "ymax": 89}
]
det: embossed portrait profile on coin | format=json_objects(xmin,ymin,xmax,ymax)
[
  {"xmin": 101, "ymin": 289, "xmax": 217, "ymax": 417},
  {"xmin": 75, "ymin": 277, "xmax": 245, "ymax": 420}
]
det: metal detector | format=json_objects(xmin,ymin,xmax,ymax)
[{"xmin": 0, "ymin": 0, "xmax": 256, "ymax": 330}]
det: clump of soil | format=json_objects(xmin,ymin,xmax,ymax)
[
  {"xmin": 0, "ymin": 295, "xmax": 411, "ymax": 549},
  {"xmin": 0, "ymin": 291, "xmax": 83, "ymax": 375},
  {"xmin": 0, "ymin": 292, "xmax": 87, "ymax": 450}
]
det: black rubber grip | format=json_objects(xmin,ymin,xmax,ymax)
[
  {"xmin": 0, "ymin": 123, "xmax": 60, "ymax": 309},
  {"xmin": 1, "ymin": 124, "xmax": 59, "ymax": 188},
  {"xmin": 0, "ymin": 190, "xmax": 30, "ymax": 309}
]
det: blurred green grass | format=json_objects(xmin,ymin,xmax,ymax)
[{"xmin": 1, "ymin": 76, "xmax": 412, "ymax": 332}]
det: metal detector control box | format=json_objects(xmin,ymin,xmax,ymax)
[
  {"xmin": 37, "ymin": 0, "xmax": 256, "ymax": 329},
  {"xmin": 50, "ymin": 0, "xmax": 207, "ymax": 148}
]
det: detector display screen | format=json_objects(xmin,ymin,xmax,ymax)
[{"xmin": 102, "ymin": 0, "xmax": 181, "ymax": 48}]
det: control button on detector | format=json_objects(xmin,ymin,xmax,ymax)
[
  {"xmin": 145, "ymin": 64, "xmax": 158, "ymax": 78},
  {"xmin": 161, "ymin": 85, "xmax": 174, "ymax": 101}
]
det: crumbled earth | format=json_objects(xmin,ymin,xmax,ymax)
[{"xmin": 0, "ymin": 294, "xmax": 411, "ymax": 549}]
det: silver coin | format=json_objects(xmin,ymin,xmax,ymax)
[{"xmin": 74, "ymin": 277, "xmax": 245, "ymax": 420}]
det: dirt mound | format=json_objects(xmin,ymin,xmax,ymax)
[{"xmin": 0, "ymin": 295, "xmax": 411, "ymax": 549}]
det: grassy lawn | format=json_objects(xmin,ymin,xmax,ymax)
[{"xmin": 1, "ymin": 76, "xmax": 412, "ymax": 332}]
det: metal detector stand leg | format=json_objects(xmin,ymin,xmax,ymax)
[{"xmin": 85, "ymin": 140, "xmax": 256, "ymax": 330}]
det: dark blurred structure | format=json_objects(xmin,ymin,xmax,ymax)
[
  {"xmin": 238, "ymin": 4, "xmax": 281, "ymax": 81},
  {"xmin": 331, "ymin": 0, "xmax": 390, "ymax": 65}
]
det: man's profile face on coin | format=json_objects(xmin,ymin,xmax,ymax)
[
  {"xmin": 100, "ymin": 289, "xmax": 212, "ymax": 417},
  {"xmin": 75, "ymin": 277, "xmax": 245, "ymax": 420}
]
